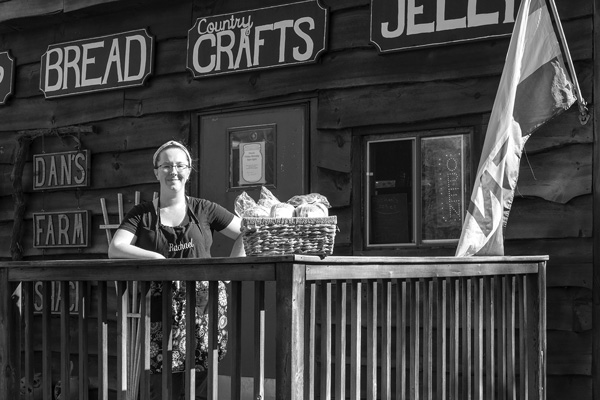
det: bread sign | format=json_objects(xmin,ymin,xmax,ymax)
[
  {"xmin": 40, "ymin": 29, "xmax": 154, "ymax": 98},
  {"xmin": 0, "ymin": 51, "xmax": 14, "ymax": 105}
]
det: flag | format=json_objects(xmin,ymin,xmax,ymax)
[{"xmin": 455, "ymin": 0, "xmax": 576, "ymax": 256}]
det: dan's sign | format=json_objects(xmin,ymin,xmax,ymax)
[
  {"xmin": 187, "ymin": 0, "xmax": 328, "ymax": 78},
  {"xmin": 370, "ymin": 0, "xmax": 521, "ymax": 52},
  {"xmin": 33, "ymin": 150, "xmax": 90, "ymax": 191},
  {"xmin": 0, "ymin": 51, "xmax": 14, "ymax": 105},
  {"xmin": 40, "ymin": 29, "xmax": 154, "ymax": 98}
]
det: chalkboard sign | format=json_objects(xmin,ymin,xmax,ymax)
[{"xmin": 421, "ymin": 135, "xmax": 470, "ymax": 241}]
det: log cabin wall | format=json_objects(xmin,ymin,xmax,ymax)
[{"xmin": 0, "ymin": 0, "xmax": 594, "ymax": 399}]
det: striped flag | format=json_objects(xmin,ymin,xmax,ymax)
[{"xmin": 455, "ymin": 0, "xmax": 576, "ymax": 256}]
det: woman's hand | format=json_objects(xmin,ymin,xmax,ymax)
[{"xmin": 108, "ymin": 229, "xmax": 166, "ymax": 259}]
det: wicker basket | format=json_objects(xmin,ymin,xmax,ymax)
[{"xmin": 241, "ymin": 216, "xmax": 337, "ymax": 257}]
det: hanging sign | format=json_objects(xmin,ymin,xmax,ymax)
[
  {"xmin": 33, "ymin": 210, "xmax": 90, "ymax": 248},
  {"xmin": 187, "ymin": 0, "xmax": 328, "ymax": 78},
  {"xmin": 33, "ymin": 150, "xmax": 90, "ymax": 190},
  {"xmin": 40, "ymin": 29, "xmax": 154, "ymax": 98},
  {"xmin": 0, "ymin": 51, "xmax": 15, "ymax": 105},
  {"xmin": 33, "ymin": 281, "xmax": 81, "ymax": 314},
  {"xmin": 370, "ymin": 0, "xmax": 521, "ymax": 52}
]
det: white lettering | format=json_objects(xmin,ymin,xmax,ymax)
[
  {"xmin": 63, "ymin": 45, "xmax": 81, "ymax": 90},
  {"xmin": 193, "ymin": 34, "xmax": 217, "ymax": 73},
  {"xmin": 48, "ymin": 157, "xmax": 58, "ymax": 187},
  {"xmin": 293, "ymin": 17, "xmax": 314, "ymax": 61},
  {"xmin": 503, "ymin": 0, "xmax": 515, "ymax": 23},
  {"xmin": 381, "ymin": 0, "xmax": 406, "ymax": 38},
  {"xmin": 72, "ymin": 213, "xmax": 85, "ymax": 245},
  {"xmin": 34, "ymin": 157, "xmax": 46, "ymax": 187},
  {"xmin": 216, "ymin": 30, "xmax": 235, "ymax": 71},
  {"xmin": 35, "ymin": 215, "xmax": 45, "ymax": 246},
  {"xmin": 169, "ymin": 238, "xmax": 195, "ymax": 253},
  {"xmin": 0, "ymin": 66, "xmax": 4, "ymax": 84},
  {"xmin": 234, "ymin": 28, "xmax": 253, "ymax": 69},
  {"xmin": 73, "ymin": 152, "xmax": 86, "ymax": 185},
  {"xmin": 45, "ymin": 216, "xmax": 56, "ymax": 246},
  {"xmin": 44, "ymin": 48, "xmax": 63, "ymax": 92},
  {"xmin": 124, "ymin": 35, "xmax": 147, "ymax": 81},
  {"xmin": 273, "ymin": 20, "xmax": 294, "ymax": 62},
  {"xmin": 58, "ymin": 214, "xmax": 70, "ymax": 245},
  {"xmin": 467, "ymin": 0, "xmax": 498, "ymax": 27},
  {"xmin": 437, "ymin": 0, "xmax": 466, "ymax": 31},
  {"xmin": 103, "ymin": 39, "xmax": 123, "ymax": 84},
  {"xmin": 60, "ymin": 154, "xmax": 71, "ymax": 186},
  {"xmin": 253, "ymin": 24, "xmax": 273, "ymax": 66},
  {"xmin": 81, "ymin": 41, "xmax": 104, "ymax": 87},
  {"xmin": 407, "ymin": 0, "xmax": 434, "ymax": 35}
]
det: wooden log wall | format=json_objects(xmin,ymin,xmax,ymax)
[{"xmin": 0, "ymin": 0, "xmax": 594, "ymax": 399}]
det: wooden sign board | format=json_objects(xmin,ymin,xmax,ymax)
[
  {"xmin": 187, "ymin": 0, "xmax": 328, "ymax": 78},
  {"xmin": 33, "ymin": 281, "xmax": 81, "ymax": 314},
  {"xmin": 370, "ymin": 0, "xmax": 521, "ymax": 52},
  {"xmin": 0, "ymin": 51, "xmax": 14, "ymax": 105},
  {"xmin": 33, "ymin": 150, "xmax": 90, "ymax": 190},
  {"xmin": 33, "ymin": 210, "xmax": 90, "ymax": 248},
  {"xmin": 40, "ymin": 28, "xmax": 154, "ymax": 98}
]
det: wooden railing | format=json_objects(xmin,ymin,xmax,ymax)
[{"xmin": 0, "ymin": 255, "xmax": 546, "ymax": 400}]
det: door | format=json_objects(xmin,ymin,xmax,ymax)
[{"xmin": 197, "ymin": 104, "xmax": 308, "ymax": 257}]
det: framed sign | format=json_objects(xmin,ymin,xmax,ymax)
[
  {"xmin": 228, "ymin": 124, "xmax": 276, "ymax": 189},
  {"xmin": 187, "ymin": 0, "xmax": 328, "ymax": 77},
  {"xmin": 370, "ymin": 0, "xmax": 521, "ymax": 52},
  {"xmin": 0, "ymin": 51, "xmax": 14, "ymax": 105},
  {"xmin": 33, "ymin": 281, "xmax": 81, "ymax": 314},
  {"xmin": 40, "ymin": 28, "xmax": 154, "ymax": 98},
  {"xmin": 33, "ymin": 210, "xmax": 90, "ymax": 248},
  {"xmin": 33, "ymin": 150, "xmax": 90, "ymax": 190}
]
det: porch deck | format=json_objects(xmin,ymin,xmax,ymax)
[{"xmin": 0, "ymin": 255, "xmax": 547, "ymax": 400}]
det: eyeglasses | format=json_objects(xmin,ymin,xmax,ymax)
[{"xmin": 156, "ymin": 163, "xmax": 191, "ymax": 173}]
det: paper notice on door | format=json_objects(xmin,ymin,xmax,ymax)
[{"xmin": 239, "ymin": 141, "xmax": 266, "ymax": 185}]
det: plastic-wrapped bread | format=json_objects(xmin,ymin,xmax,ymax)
[{"xmin": 286, "ymin": 193, "xmax": 331, "ymax": 208}]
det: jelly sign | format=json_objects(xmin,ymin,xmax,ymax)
[
  {"xmin": 0, "ymin": 51, "xmax": 15, "ymax": 105},
  {"xmin": 40, "ymin": 29, "xmax": 154, "ymax": 98},
  {"xmin": 371, "ymin": 0, "xmax": 521, "ymax": 52},
  {"xmin": 187, "ymin": 0, "xmax": 328, "ymax": 77}
]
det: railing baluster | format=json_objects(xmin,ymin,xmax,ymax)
[
  {"xmin": 424, "ymin": 279, "xmax": 433, "ymax": 400},
  {"xmin": 350, "ymin": 280, "xmax": 362, "ymax": 400},
  {"xmin": 435, "ymin": 278, "xmax": 447, "ymax": 400},
  {"xmin": 116, "ymin": 281, "xmax": 128, "ymax": 400},
  {"xmin": 306, "ymin": 282, "xmax": 317, "ymax": 400},
  {"xmin": 97, "ymin": 281, "xmax": 108, "ymax": 400},
  {"xmin": 518, "ymin": 275, "xmax": 529, "ymax": 400},
  {"xmin": 230, "ymin": 281, "xmax": 242, "ymax": 400},
  {"xmin": 449, "ymin": 279, "xmax": 459, "ymax": 400},
  {"xmin": 78, "ymin": 281, "xmax": 89, "ymax": 400},
  {"xmin": 409, "ymin": 279, "xmax": 419, "ymax": 400},
  {"xmin": 474, "ymin": 278, "xmax": 483, "ymax": 400},
  {"xmin": 23, "ymin": 281, "xmax": 34, "ymax": 400},
  {"xmin": 506, "ymin": 276, "xmax": 516, "ymax": 400},
  {"xmin": 484, "ymin": 277, "xmax": 495, "ymax": 400},
  {"xmin": 42, "ymin": 282, "xmax": 52, "ymax": 400},
  {"xmin": 320, "ymin": 281, "xmax": 332, "ymax": 400},
  {"xmin": 496, "ymin": 276, "xmax": 507, "ymax": 400},
  {"xmin": 139, "ymin": 281, "xmax": 151, "ymax": 400},
  {"xmin": 396, "ymin": 279, "xmax": 407, "ymax": 400},
  {"xmin": 367, "ymin": 280, "xmax": 378, "ymax": 400},
  {"xmin": 335, "ymin": 280, "xmax": 347, "ymax": 400},
  {"xmin": 185, "ymin": 280, "xmax": 197, "ymax": 400},
  {"xmin": 162, "ymin": 280, "xmax": 173, "ymax": 400},
  {"xmin": 381, "ymin": 279, "xmax": 392, "ymax": 400},
  {"xmin": 208, "ymin": 280, "xmax": 219, "ymax": 400},
  {"xmin": 254, "ymin": 281, "xmax": 266, "ymax": 400}
]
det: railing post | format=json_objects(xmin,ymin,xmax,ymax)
[
  {"xmin": 0, "ymin": 266, "xmax": 16, "ymax": 399},
  {"xmin": 276, "ymin": 262, "xmax": 306, "ymax": 400}
]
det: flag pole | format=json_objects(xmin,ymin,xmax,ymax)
[{"xmin": 545, "ymin": 0, "xmax": 590, "ymax": 125}]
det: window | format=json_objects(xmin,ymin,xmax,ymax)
[{"xmin": 364, "ymin": 130, "xmax": 472, "ymax": 247}]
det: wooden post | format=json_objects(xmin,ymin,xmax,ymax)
[
  {"xmin": 276, "ymin": 262, "xmax": 305, "ymax": 400},
  {"xmin": 0, "ymin": 267, "xmax": 16, "ymax": 399}
]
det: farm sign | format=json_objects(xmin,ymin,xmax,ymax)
[
  {"xmin": 370, "ymin": 0, "xmax": 521, "ymax": 52},
  {"xmin": 33, "ymin": 210, "xmax": 90, "ymax": 248},
  {"xmin": 187, "ymin": 0, "xmax": 328, "ymax": 77},
  {"xmin": 40, "ymin": 29, "xmax": 154, "ymax": 98},
  {"xmin": 0, "ymin": 51, "xmax": 14, "ymax": 105}
]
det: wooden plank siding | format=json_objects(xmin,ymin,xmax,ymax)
[{"xmin": 0, "ymin": 0, "xmax": 594, "ymax": 399}]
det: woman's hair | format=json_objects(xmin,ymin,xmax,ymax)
[{"xmin": 152, "ymin": 140, "xmax": 192, "ymax": 167}]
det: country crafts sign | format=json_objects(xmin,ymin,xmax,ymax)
[
  {"xmin": 187, "ymin": 0, "xmax": 328, "ymax": 78},
  {"xmin": 370, "ymin": 0, "xmax": 522, "ymax": 52},
  {"xmin": 0, "ymin": 51, "xmax": 14, "ymax": 105},
  {"xmin": 40, "ymin": 29, "xmax": 154, "ymax": 98}
]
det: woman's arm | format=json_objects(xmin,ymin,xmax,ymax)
[
  {"xmin": 219, "ymin": 215, "xmax": 246, "ymax": 257},
  {"xmin": 108, "ymin": 229, "xmax": 165, "ymax": 259}
]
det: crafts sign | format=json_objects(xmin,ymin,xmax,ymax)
[
  {"xmin": 187, "ymin": 0, "xmax": 328, "ymax": 78},
  {"xmin": 33, "ymin": 150, "xmax": 90, "ymax": 190},
  {"xmin": 0, "ymin": 51, "xmax": 14, "ymax": 105},
  {"xmin": 40, "ymin": 29, "xmax": 154, "ymax": 98},
  {"xmin": 370, "ymin": 0, "xmax": 521, "ymax": 52},
  {"xmin": 33, "ymin": 210, "xmax": 90, "ymax": 248}
]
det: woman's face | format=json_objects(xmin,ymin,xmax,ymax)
[{"xmin": 154, "ymin": 147, "xmax": 191, "ymax": 192}]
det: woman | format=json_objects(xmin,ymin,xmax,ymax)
[{"xmin": 108, "ymin": 140, "xmax": 245, "ymax": 399}]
